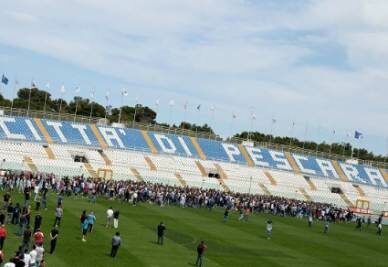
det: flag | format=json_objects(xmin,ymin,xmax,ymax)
[
  {"xmin": 183, "ymin": 101, "xmax": 188, "ymax": 110},
  {"xmin": 292, "ymin": 121, "xmax": 296, "ymax": 127},
  {"xmin": 60, "ymin": 85, "xmax": 66, "ymax": 94},
  {"xmin": 354, "ymin": 131, "xmax": 363, "ymax": 139},
  {"xmin": 210, "ymin": 105, "xmax": 215, "ymax": 112},
  {"xmin": 122, "ymin": 89, "xmax": 128, "ymax": 96},
  {"xmin": 251, "ymin": 113, "xmax": 256, "ymax": 120},
  {"xmin": 155, "ymin": 99, "xmax": 160, "ymax": 106},
  {"xmin": 31, "ymin": 81, "xmax": 37, "ymax": 88},
  {"xmin": 272, "ymin": 118, "xmax": 277, "ymax": 123},
  {"xmin": 75, "ymin": 86, "xmax": 81, "ymax": 94},
  {"xmin": 105, "ymin": 92, "xmax": 110, "ymax": 101},
  {"xmin": 169, "ymin": 99, "xmax": 175, "ymax": 106},
  {"xmin": 332, "ymin": 129, "xmax": 336, "ymax": 135},
  {"xmin": 232, "ymin": 113, "xmax": 237, "ymax": 119},
  {"xmin": 197, "ymin": 104, "xmax": 201, "ymax": 111},
  {"xmin": 106, "ymin": 105, "xmax": 113, "ymax": 115},
  {"xmin": 1, "ymin": 74, "xmax": 8, "ymax": 85},
  {"xmin": 90, "ymin": 90, "xmax": 95, "ymax": 99},
  {"xmin": 45, "ymin": 82, "xmax": 50, "ymax": 89}
]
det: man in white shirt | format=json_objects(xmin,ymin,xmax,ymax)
[
  {"xmin": 4, "ymin": 262, "xmax": 15, "ymax": 267},
  {"xmin": 29, "ymin": 245, "xmax": 38, "ymax": 267},
  {"xmin": 35, "ymin": 245, "xmax": 44, "ymax": 265},
  {"xmin": 23, "ymin": 248, "xmax": 31, "ymax": 266},
  {"xmin": 106, "ymin": 207, "xmax": 114, "ymax": 228}
]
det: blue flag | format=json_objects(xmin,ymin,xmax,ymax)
[
  {"xmin": 1, "ymin": 74, "xmax": 8, "ymax": 85},
  {"xmin": 197, "ymin": 104, "xmax": 201, "ymax": 111},
  {"xmin": 354, "ymin": 131, "xmax": 363, "ymax": 139}
]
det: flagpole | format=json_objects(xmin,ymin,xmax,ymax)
[
  {"xmin": 89, "ymin": 89, "xmax": 95, "ymax": 122},
  {"xmin": 289, "ymin": 122, "xmax": 295, "ymax": 146},
  {"xmin": 118, "ymin": 90, "xmax": 124, "ymax": 123},
  {"xmin": 132, "ymin": 97, "xmax": 138, "ymax": 128},
  {"xmin": 27, "ymin": 81, "xmax": 33, "ymax": 116},
  {"xmin": 10, "ymin": 79, "xmax": 18, "ymax": 116}
]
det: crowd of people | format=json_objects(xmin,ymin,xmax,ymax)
[{"xmin": 0, "ymin": 169, "xmax": 384, "ymax": 266}]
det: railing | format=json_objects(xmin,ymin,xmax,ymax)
[{"xmin": 0, "ymin": 105, "xmax": 386, "ymax": 169}]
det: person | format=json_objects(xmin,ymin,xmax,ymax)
[
  {"xmin": 324, "ymin": 221, "xmax": 329, "ymax": 234},
  {"xmin": 80, "ymin": 210, "xmax": 87, "ymax": 231},
  {"xmin": 41, "ymin": 192, "xmax": 47, "ymax": 211},
  {"xmin": 106, "ymin": 207, "xmax": 114, "ymax": 228},
  {"xmin": 22, "ymin": 249, "xmax": 30, "ymax": 267},
  {"xmin": 266, "ymin": 220, "xmax": 273, "ymax": 240},
  {"xmin": 196, "ymin": 241, "xmax": 207, "ymax": 267},
  {"xmin": 33, "ymin": 229, "xmax": 44, "ymax": 246},
  {"xmin": 113, "ymin": 210, "xmax": 120, "ymax": 229},
  {"xmin": 35, "ymin": 245, "xmax": 44, "ymax": 266},
  {"xmin": 33, "ymin": 214, "xmax": 42, "ymax": 233},
  {"xmin": 6, "ymin": 203, "xmax": 13, "ymax": 224},
  {"xmin": 0, "ymin": 225, "xmax": 7, "ymax": 250},
  {"xmin": 0, "ymin": 212, "xmax": 5, "ymax": 225},
  {"xmin": 4, "ymin": 261, "xmax": 15, "ymax": 267},
  {"xmin": 87, "ymin": 211, "xmax": 96, "ymax": 233},
  {"xmin": 12, "ymin": 203, "xmax": 20, "ymax": 225},
  {"xmin": 49, "ymin": 225, "xmax": 59, "ymax": 254},
  {"xmin": 21, "ymin": 226, "xmax": 32, "ymax": 252},
  {"xmin": 157, "ymin": 222, "xmax": 166, "ymax": 245},
  {"xmin": 81, "ymin": 219, "xmax": 89, "ymax": 242},
  {"xmin": 0, "ymin": 250, "xmax": 3, "ymax": 265},
  {"xmin": 367, "ymin": 216, "xmax": 372, "ymax": 228},
  {"xmin": 110, "ymin": 232, "xmax": 121, "ymax": 258},
  {"xmin": 29, "ymin": 245, "xmax": 37, "ymax": 267},
  {"xmin": 53, "ymin": 204, "xmax": 63, "ymax": 227},
  {"xmin": 355, "ymin": 217, "xmax": 362, "ymax": 231},
  {"xmin": 308, "ymin": 214, "xmax": 313, "ymax": 227},
  {"xmin": 377, "ymin": 223, "xmax": 383, "ymax": 236},
  {"xmin": 223, "ymin": 208, "xmax": 229, "ymax": 223}
]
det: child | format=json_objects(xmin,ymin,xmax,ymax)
[{"xmin": 324, "ymin": 221, "xmax": 329, "ymax": 234}]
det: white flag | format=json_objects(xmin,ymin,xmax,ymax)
[
  {"xmin": 45, "ymin": 82, "xmax": 50, "ymax": 89},
  {"xmin": 122, "ymin": 89, "xmax": 128, "ymax": 96},
  {"xmin": 169, "ymin": 99, "xmax": 175, "ymax": 107},
  {"xmin": 60, "ymin": 85, "xmax": 66, "ymax": 94},
  {"xmin": 105, "ymin": 91, "xmax": 110, "ymax": 101},
  {"xmin": 75, "ymin": 86, "xmax": 81, "ymax": 94},
  {"xmin": 155, "ymin": 99, "xmax": 160, "ymax": 106},
  {"xmin": 90, "ymin": 89, "xmax": 95, "ymax": 99}
]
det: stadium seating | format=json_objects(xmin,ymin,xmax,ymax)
[{"xmin": 0, "ymin": 115, "xmax": 387, "ymax": 213}]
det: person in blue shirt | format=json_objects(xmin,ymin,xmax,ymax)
[
  {"xmin": 82, "ymin": 219, "xmax": 89, "ymax": 242},
  {"xmin": 87, "ymin": 211, "xmax": 96, "ymax": 233}
]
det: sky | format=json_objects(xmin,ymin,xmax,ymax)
[{"xmin": 0, "ymin": 0, "xmax": 387, "ymax": 155}]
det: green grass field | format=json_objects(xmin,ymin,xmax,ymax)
[{"xmin": 2, "ymin": 193, "xmax": 387, "ymax": 267}]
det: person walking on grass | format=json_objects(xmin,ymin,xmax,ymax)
[
  {"xmin": 49, "ymin": 225, "xmax": 59, "ymax": 254},
  {"xmin": 157, "ymin": 222, "xmax": 166, "ymax": 245},
  {"xmin": 87, "ymin": 211, "xmax": 96, "ymax": 233},
  {"xmin": 0, "ymin": 225, "xmax": 7, "ymax": 250},
  {"xmin": 266, "ymin": 220, "xmax": 273, "ymax": 240},
  {"xmin": 106, "ymin": 207, "xmax": 114, "ymax": 228},
  {"xmin": 82, "ymin": 218, "xmax": 89, "ymax": 242},
  {"xmin": 110, "ymin": 232, "xmax": 121, "ymax": 258},
  {"xmin": 33, "ymin": 229, "xmax": 44, "ymax": 247},
  {"xmin": 223, "ymin": 208, "xmax": 229, "ymax": 223},
  {"xmin": 113, "ymin": 210, "xmax": 120, "ymax": 229},
  {"xmin": 21, "ymin": 226, "xmax": 32, "ymax": 252},
  {"xmin": 33, "ymin": 213, "xmax": 42, "ymax": 233},
  {"xmin": 53, "ymin": 204, "xmax": 63, "ymax": 227},
  {"xmin": 196, "ymin": 241, "xmax": 207, "ymax": 267}
]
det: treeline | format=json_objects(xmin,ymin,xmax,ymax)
[
  {"xmin": 0, "ymin": 87, "xmax": 214, "ymax": 133},
  {"xmin": 233, "ymin": 132, "xmax": 387, "ymax": 163}
]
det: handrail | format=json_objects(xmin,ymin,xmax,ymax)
[{"xmin": 0, "ymin": 105, "xmax": 386, "ymax": 169}]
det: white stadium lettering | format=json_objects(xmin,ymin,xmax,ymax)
[
  {"xmin": 178, "ymin": 136, "xmax": 192, "ymax": 156},
  {"xmin": 268, "ymin": 150, "xmax": 292, "ymax": 171},
  {"xmin": 98, "ymin": 127, "xmax": 125, "ymax": 148},
  {"xmin": 222, "ymin": 143, "xmax": 241, "ymax": 162},
  {"xmin": 0, "ymin": 117, "xmax": 26, "ymax": 140},
  {"xmin": 154, "ymin": 134, "xmax": 176, "ymax": 154},
  {"xmin": 71, "ymin": 124, "xmax": 92, "ymax": 145},
  {"xmin": 245, "ymin": 147, "xmax": 270, "ymax": 167},
  {"xmin": 316, "ymin": 159, "xmax": 339, "ymax": 179},
  {"xmin": 46, "ymin": 121, "xmax": 67, "ymax": 143},
  {"xmin": 25, "ymin": 119, "xmax": 42, "ymax": 141},
  {"xmin": 293, "ymin": 155, "xmax": 316, "ymax": 175}
]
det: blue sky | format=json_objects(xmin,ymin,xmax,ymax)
[{"xmin": 0, "ymin": 0, "xmax": 387, "ymax": 155}]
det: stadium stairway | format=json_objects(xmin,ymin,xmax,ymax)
[
  {"xmin": 238, "ymin": 144, "xmax": 254, "ymax": 167},
  {"xmin": 141, "ymin": 131, "xmax": 158, "ymax": 154},
  {"xmin": 34, "ymin": 118, "xmax": 53, "ymax": 144},
  {"xmin": 331, "ymin": 160, "xmax": 349, "ymax": 182},
  {"xmin": 90, "ymin": 125, "xmax": 108, "ymax": 149},
  {"xmin": 130, "ymin": 167, "xmax": 144, "ymax": 182},
  {"xmin": 218, "ymin": 178, "xmax": 230, "ymax": 192},
  {"xmin": 43, "ymin": 145, "xmax": 56, "ymax": 160},
  {"xmin": 299, "ymin": 188, "xmax": 313, "ymax": 202},
  {"xmin": 259, "ymin": 183, "xmax": 271, "ymax": 195},
  {"xmin": 284, "ymin": 152, "xmax": 301, "ymax": 174},
  {"xmin": 174, "ymin": 173, "xmax": 187, "ymax": 187},
  {"xmin": 144, "ymin": 156, "xmax": 157, "ymax": 171},
  {"xmin": 190, "ymin": 137, "xmax": 206, "ymax": 160},
  {"xmin": 263, "ymin": 171, "xmax": 277, "ymax": 185},
  {"xmin": 379, "ymin": 168, "xmax": 388, "ymax": 182},
  {"xmin": 98, "ymin": 150, "xmax": 112, "ymax": 166},
  {"xmin": 339, "ymin": 192, "xmax": 354, "ymax": 207},
  {"xmin": 23, "ymin": 156, "xmax": 38, "ymax": 172},
  {"xmin": 214, "ymin": 163, "xmax": 228, "ymax": 180},
  {"xmin": 304, "ymin": 177, "xmax": 317, "ymax": 191},
  {"xmin": 195, "ymin": 161, "xmax": 207, "ymax": 177},
  {"xmin": 353, "ymin": 184, "xmax": 366, "ymax": 197},
  {"xmin": 83, "ymin": 162, "xmax": 98, "ymax": 178}
]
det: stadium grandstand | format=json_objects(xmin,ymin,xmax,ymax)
[{"xmin": 0, "ymin": 107, "xmax": 387, "ymax": 217}]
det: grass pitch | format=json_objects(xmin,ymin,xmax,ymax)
[{"xmin": 2, "ymin": 193, "xmax": 387, "ymax": 267}]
